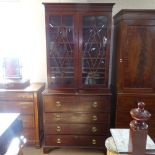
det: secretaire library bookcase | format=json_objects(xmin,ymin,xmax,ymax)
[
  {"xmin": 112, "ymin": 10, "xmax": 155, "ymax": 140},
  {"xmin": 0, "ymin": 83, "xmax": 45, "ymax": 147},
  {"xmin": 42, "ymin": 3, "xmax": 114, "ymax": 153}
]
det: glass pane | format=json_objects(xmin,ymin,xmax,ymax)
[
  {"xmin": 82, "ymin": 15, "xmax": 107, "ymax": 85},
  {"xmin": 63, "ymin": 16, "xmax": 73, "ymax": 26},
  {"xmin": 83, "ymin": 16, "xmax": 107, "ymax": 27},
  {"xmin": 48, "ymin": 15, "xmax": 74, "ymax": 87}
]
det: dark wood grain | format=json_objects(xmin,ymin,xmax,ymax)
[
  {"xmin": 113, "ymin": 10, "xmax": 155, "ymax": 93},
  {"xmin": 44, "ymin": 135, "xmax": 106, "ymax": 147},
  {"xmin": 112, "ymin": 10, "xmax": 155, "ymax": 142},
  {"xmin": 44, "ymin": 123, "xmax": 109, "ymax": 135}
]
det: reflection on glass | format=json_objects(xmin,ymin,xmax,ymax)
[
  {"xmin": 82, "ymin": 15, "xmax": 107, "ymax": 85},
  {"xmin": 48, "ymin": 15, "xmax": 74, "ymax": 87}
]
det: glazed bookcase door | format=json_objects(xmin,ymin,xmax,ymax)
[
  {"xmin": 46, "ymin": 14, "xmax": 78, "ymax": 89},
  {"xmin": 79, "ymin": 13, "xmax": 110, "ymax": 89}
]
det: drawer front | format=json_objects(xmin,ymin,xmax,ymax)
[
  {"xmin": 44, "ymin": 123, "xmax": 108, "ymax": 135},
  {"xmin": 0, "ymin": 92, "xmax": 33, "ymax": 101},
  {"xmin": 44, "ymin": 135, "xmax": 106, "ymax": 147},
  {"xmin": 0, "ymin": 101, "xmax": 34, "ymax": 114},
  {"xmin": 21, "ymin": 115, "xmax": 35, "ymax": 128},
  {"xmin": 44, "ymin": 113, "xmax": 109, "ymax": 123},
  {"xmin": 43, "ymin": 95, "xmax": 110, "ymax": 112},
  {"xmin": 23, "ymin": 128, "xmax": 35, "ymax": 145},
  {"xmin": 79, "ymin": 96, "xmax": 110, "ymax": 112},
  {"xmin": 43, "ymin": 95, "xmax": 76, "ymax": 112}
]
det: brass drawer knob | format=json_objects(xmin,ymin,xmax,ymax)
[
  {"xmin": 92, "ymin": 126, "xmax": 97, "ymax": 133},
  {"xmin": 56, "ymin": 101, "xmax": 62, "ymax": 107},
  {"xmin": 57, "ymin": 138, "xmax": 61, "ymax": 144},
  {"xmin": 56, "ymin": 114, "xmax": 61, "ymax": 120},
  {"xmin": 92, "ymin": 139, "xmax": 96, "ymax": 145},
  {"xmin": 56, "ymin": 126, "xmax": 61, "ymax": 132},
  {"xmin": 92, "ymin": 101, "xmax": 98, "ymax": 108},
  {"xmin": 92, "ymin": 115, "xmax": 97, "ymax": 121}
]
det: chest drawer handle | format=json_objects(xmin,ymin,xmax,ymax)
[
  {"xmin": 57, "ymin": 138, "xmax": 61, "ymax": 144},
  {"xmin": 92, "ymin": 126, "xmax": 97, "ymax": 133},
  {"xmin": 56, "ymin": 114, "xmax": 61, "ymax": 120},
  {"xmin": 92, "ymin": 115, "xmax": 97, "ymax": 121},
  {"xmin": 56, "ymin": 126, "xmax": 61, "ymax": 132},
  {"xmin": 56, "ymin": 101, "xmax": 62, "ymax": 107},
  {"xmin": 92, "ymin": 101, "xmax": 98, "ymax": 108},
  {"xmin": 92, "ymin": 139, "xmax": 96, "ymax": 145}
]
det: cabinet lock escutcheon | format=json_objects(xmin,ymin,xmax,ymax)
[
  {"xmin": 56, "ymin": 114, "xmax": 61, "ymax": 120},
  {"xmin": 92, "ymin": 139, "xmax": 96, "ymax": 145},
  {"xmin": 91, "ymin": 126, "xmax": 97, "ymax": 133},
  {"xmin": 56, "ymin": 101, "xmax": 62, "ymax": 107},
  {"xmin": 92, "ymin": 115, "xmax": 97, "ymax": 121},
  {"xmin": 56, "ymin": 126, "xmax": 61, "ymax": 132},
  {"xmin": 92, "ymin": 101, "xmax": 98, "ymax": 108},
  {"xmin": 57, "ymin": 138, "xmax": 61, "ymax": 144}
]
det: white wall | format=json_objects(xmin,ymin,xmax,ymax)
[{"xmin": 0, "ymin": 0, "xmax": 155, "ymax": 83}]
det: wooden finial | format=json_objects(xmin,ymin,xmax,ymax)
[
  {"xmin": 130, "ymin": 102, "xmax": 151, "ymax": 130},
  {"xmin": 129, "ymin": 102, "xmax": 151, "ymax": 155}
]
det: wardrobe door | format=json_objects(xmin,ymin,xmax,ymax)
[{"xmin": 114, "ymin": 11, "xmax": 155, "ymax": 93}]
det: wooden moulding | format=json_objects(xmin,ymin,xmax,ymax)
[{"xmin": 0, "ymin": 79, "xmax": 30, "ymax": 89}]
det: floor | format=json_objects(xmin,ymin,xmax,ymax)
[{"xmin": 23, "ymin": 147, "xmax": 105, "ymax": 155}]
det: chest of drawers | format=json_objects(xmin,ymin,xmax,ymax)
[
  {"xmin": 42, "ymin": 90, "xmax": 111, "ymax": 153},
  {"xmin": 0, "ymin": 83, "xmax": 45, "ymax": 147}
]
